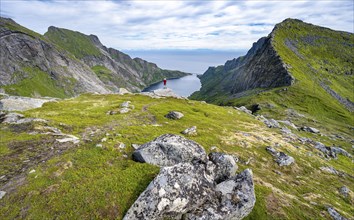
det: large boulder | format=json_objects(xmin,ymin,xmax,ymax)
[
  {"xmin": 132, "ymin": 134, "xmax": 207, "ymax": 166},
  {"xmin": 185, "ymin": 169, "xmax": 256, "ymax": 220},
  {"xmin": 123, "ymin": 162, "xmax": 215, "ymax": 220},
  {"xmin": 208, "ymin": 152, "xmax": 238, "ymax": 183}
]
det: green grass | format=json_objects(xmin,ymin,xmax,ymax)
[
  {"xmin": 1, "ymin": 67, "xmax": 69, "ymax": 98},
  {"xmin": 0, "ymin": 94, "xmax": 353, "ymax": 219},
  {"xmin": 44, "ymin": 27, "xmax": 101, "ymax": 59}
]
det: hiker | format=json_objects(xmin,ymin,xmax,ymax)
[{"xmin": 163, "ymin": 78, "xmax": 167, "ymax": 89}]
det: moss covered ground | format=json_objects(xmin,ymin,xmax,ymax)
[{"xmin": 0, "ymin": 93, "xmax": 353, "ymax": 219}]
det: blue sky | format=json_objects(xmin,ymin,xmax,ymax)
[{"xmin": 1, "ymin": 0, "xmax": 353, "ymax": 50}]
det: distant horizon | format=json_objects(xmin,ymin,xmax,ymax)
[
  {"xmin": 123, "ymin": 49, "xmax": 247, "ymax": 74},
  {"xmin": 1, "ymin": 0, "xmax": 353, "ymax": 51}
]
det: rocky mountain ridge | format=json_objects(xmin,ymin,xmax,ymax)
[
  {"xmin": 0, "ymin": 17, "xmax": 189, "ymax": 97},
  {"xmin": 190, "ymin": 19, "xmax": 353, "ymax": 117}
]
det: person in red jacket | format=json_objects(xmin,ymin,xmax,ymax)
[{"xmin": 163, "ymin": 78, "xmax": 167, "ymax": 89}]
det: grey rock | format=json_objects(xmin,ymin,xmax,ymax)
[
  {"xmin": 119, "ymin": 107, "xmax": 130, "ymax": 114},
  {"xmin": 0, "ymin": 191, "xmax": 6, "ymax": 199},
  {"xmin": 327, "ymin": 207, "xmax": 347, "ymax": 220},
  {"xmin": 165, "ymin": 111, "xmax": 184, "ymax": 120},
  {"xmin": 56, "ymin": 135, "xmax": 80, "ymax": 144},
  {"xmin": 0, "ymin": 96, "xmax": 58, "ymax": 111},
  {"xmin": 123, "ymin": 162, "xmax": 214, "ymax": 220},
  {"xmin": 181, "ymin": 126, "xmax": 197, "ymax": 136},
  {"xmin": 266, "ymin": 147, "xmax": 294, "ymax": 166},
  {"xmin": 131, "ymin": 144, "xmax": 140, "ymax": 150},
  {"xmin": 314, "ymin": 142, "xmax": 352, "ymax": 159},
  {"xmin": 278, "ymin": 120, "xmax": 298, "ymax": 129},
  {"xmin": 120, "ymin": 101, "xmax": 131, "ymax": 108},
  {"xmin": 208, "ymin": 152, "xmax": 238, "ymax": 183},
  {"xmin": 276, "ymin": 152, "xmax": 295, "ymax": 166},
  {"xmin": 257, "ymin": 115, "xmax": 280, "ymax": 128},
  {"xmin": 320, "ymin": 166, "xmax": 339, "ymax": 175},
  {"xmin": 1, "ymin": 112, "xmax": 24, "ymax": 123},
  {"xmin": 185, "ymin": 169, "xmax": 256, "ymax": 220},
  {"xmin": 338, "ymin": 186, "xmax": 350, "ymax": 197},
  {"xmin": 301, "ymin": 126, "xmax": 320, "ymax": 133},
  {"xmin": 235, "ymin": 106, "xmax": 252, "ymax": 115},
  {"xmin": 132, "ymin": 134, "xmax": 207, "ymax": 166}
]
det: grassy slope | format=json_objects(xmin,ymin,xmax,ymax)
[
  {"xmin": 0, "ymin": 94, "xmax": 353, "ymax": 219},
  {"xmin": 44, "ymin": 27, "xmax": 101, "ymax": 59},
  {"xmin": 192, "ymin": 19, "xmax": 354, "ymax": 137},
  {"xmin": 2, "ymin": 67, "xmax": 70, "ymax": 98}
]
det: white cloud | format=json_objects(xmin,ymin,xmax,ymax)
[{"xmin": 1, "ymin": 0, "xmax": 353, "ymax": 50}]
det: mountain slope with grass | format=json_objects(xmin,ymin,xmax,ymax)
[
  {"xmin": 0, "ymin": 93, "xmax": 353, "ymax": 219},
  {"xmin": 190, "ymin": 19, "xmax": 354, "ymax": 125},
  {"xmin": 0, "ymin": 17, "xmax": 189, "ymax": 97}
]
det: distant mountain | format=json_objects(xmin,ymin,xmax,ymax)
[
  {"xmin": 0, "ymin": 17, "xmax": 189, "ymax": 98},
  {"xmin": 190, "ymin": 18, "xmax": 353, "ymax": 122}
]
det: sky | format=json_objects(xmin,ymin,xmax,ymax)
[{"xmin": 1, "ymin": 0, "xmax": 353, "ymax": 51}]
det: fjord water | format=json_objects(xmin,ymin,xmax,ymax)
[
  {"xmin": 126, "ymin": 49, "xmax": 246, "ymax": 96},
  {"xmin": 142, "ymin": 74, "xmax": 201, "ymax": 97}
]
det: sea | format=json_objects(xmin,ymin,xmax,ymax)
[{"xmin": 123, "ymin": 49, "xmax": 246, "ymax": 96}]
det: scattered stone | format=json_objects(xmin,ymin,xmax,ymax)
[
  {"xmin": 185, "ymin": 169, "xmax": 255, "ymax": 220},
  {"xmin": 234, "ymin": 106, "xmax": 252, "ymax": 115},
  {"xmin": 101, "ymin": 137, "xmax": 107, "ymax": 142},
  {"xmin": 208, "ymin": 152, "xmax": 238, "ymax": 183},
  {"xmin": 301, "ymin": 126, "xmax": 320, "ymax": 134},
  {"xmin": 0, "ymin": 191, "xmax": 6, "ymax": 200},
  {"xmin": 273, "ymin": 170, "xmax": 283, "ymax": 175},
  {"xmin": 106, "ymin": 110, "xmax": 118, "ymax": 115},
  {"xmin": 338, "ymin": 186, "xmax": 350, "ymax": 198},
  {"xmin": 266, "ymin": 147, "xmax": 294, "ymax": 166},
  {"xmin": 181, "ymin": 126, "xmax": 197, "ymax": 136},
  {"xmin": 119, "ymin": 108, "xmax": 130, "ymax": 114},
  {"xmin": 123, "ymin": 163, "xmax": 215, "ymax": 220},
  {"xmin": 117, "ymin": 142, "xmax": 126, "ymax": 149},
  {"xmin": 120, "ymin": 101, "xmax": 131, "ymax": 108},
  {"xmin": 132, "ymin": 134, "xmax": 207, "ymax": 166},
  {"xmin": 56, "ymin": 135, "xmax": 80, "ymax": 144},
  {"xmin": 327, "ymin": 207, "xmax": 347, "ymax": 220},
  {"xmin": 165, "ymin": 111, "xmax": 184, "ymax": 120},
  {"xmin": 278, "ymin": 120, "xmax": 298, "ymax": 129},
  {"xmin": 96, "ymin": 144, "xmax": 103, "ymax": 148},
  {"xmin": 320, "ymin": 166, "xmax": 339, "ymax": 175},
  {"xmin": 256, "ymin": 115, "xmax": 280, "ymax": 128},
  {"xmin": 140, "ymin": 88, "xmax": 183, "ymax": 99},
  {"xmin": 29, "ymin": 169, "xmax": 36, "ymax": 174},
  {"xmin": 314, "ymin": 142, "xmax": 352, "ymax": 159}
]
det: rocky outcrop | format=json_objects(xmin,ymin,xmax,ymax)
[
  {"xmin": 132, "ymin": 134, "xmax": 207, "ymax": 166},
  {"xmin": 0, "ymin": 95, "xmax": 58, "ymax": 111},
  {"xmin": 126, "ymin": 134, "xmax": 255, "ymax": 220}
]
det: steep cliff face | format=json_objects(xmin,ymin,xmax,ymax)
[
  {"xmin": 191, "ymin": 27, "xmax": 295, "ymax": 102},
  {"xmin": 0, "ymin": 18, "xmax": 189, "ymax": 97},
  {"xmin": 0, "ymin": 18, "xmax": 109, "ymax": 97},
  {"xmin": 191, "ymin": 19, "xmax": 354, "ymax": 118},
  {"xmin": 44, "ymin": 26, "xmax": 189, "ymax": 93}
]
